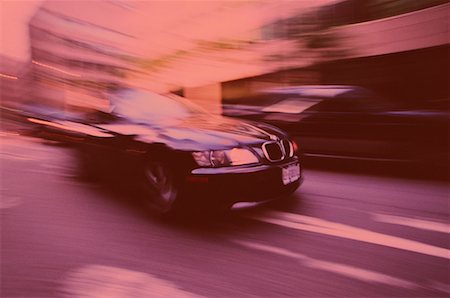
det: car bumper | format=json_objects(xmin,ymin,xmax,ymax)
[{"xmin": 183, "ymin": 158, "xmax": 303, "ymax": 207}]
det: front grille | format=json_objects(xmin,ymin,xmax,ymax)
[
  {"xmin": 262, "ymin": 141, "xmax": 284, "ymax": 161},
  {"xmin": 282, "ymin": 139, "xmax": 292, "ymax": 158},
  {"xmin": 261, "ymin": 139, "xmax": 293, "ymax": 162}
]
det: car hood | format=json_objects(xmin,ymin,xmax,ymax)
[{"xmin": 96, "ymin": 115, "xmax": 287, "ymax": 151}]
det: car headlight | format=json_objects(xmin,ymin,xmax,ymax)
[
  {"xmin": 226, "ymin": 148, "xmax": 259, "ymax": 166},
  {"xmin": 192, "ymin": 148, "xmax": 258, "ymax": 167}
]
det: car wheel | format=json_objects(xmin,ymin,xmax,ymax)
[{"xmin": 142, "ymin": 160, "xmax": 180, "ymax": 214}]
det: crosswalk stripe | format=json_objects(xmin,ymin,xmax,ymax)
[
  {"xmin": 233, "ymin": 240, "xmax": 417, "ymax": 289},
  {"xmin": 61, "ymin": 265, "xmax": 202, "ymax": 298},
  {"xmin": 246, "ymin": 211, "xmax": 450, "ymax": 259},
  {"xmin": 372, "ymin": 213, "xmax": 449, "ymax": 234}
]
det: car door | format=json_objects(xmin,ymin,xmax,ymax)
[{"xmin": 294, "ymin": 95, "xmax": 398, "ymax": 159}]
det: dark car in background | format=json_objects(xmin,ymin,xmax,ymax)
[
  {"xmin": 23, "ymin": 89, "xmax": 302, "ymax": 215},
  {"xmin": 222, "ymin": 85, "xmax": 449, "ymax": 169}
]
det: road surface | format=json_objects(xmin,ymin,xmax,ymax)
[{"xmin": 1, "ymin": 132, "xmax": 448, "ymax": 297}]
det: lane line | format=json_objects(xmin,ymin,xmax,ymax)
[
  {"xmin": 0, "ymin": 196, "xmax": 23, "ymax": 209},
  {"xmin": 61, "ymin": 265, "xmax": 202, "ymax": 298},
  {"xmin": 246, "ymin": 211, "xmax": 450, "ymax": 259},
  {"xmin": 429, "ymin": 281, "xmax": 450, "ymax": 295},
  {"xmin": 372, "ymin": 213, "xmax": 449, "ymax": 234},
  {"xmin": 233, "ymin": 240, "xmax": 417, "ymax": 290}
]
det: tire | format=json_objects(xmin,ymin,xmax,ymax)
[{"xmin": 141, "ymin": 159, "xmax": 181, "ymax": 215}]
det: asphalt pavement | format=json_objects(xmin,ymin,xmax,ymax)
[{"xmin": 1, "ymin": 131, "xmax": 449, "ymax": 297}]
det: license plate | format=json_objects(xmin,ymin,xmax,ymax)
[{"xmin": 282, "ymin": 163, "xmax": 300, "ymax": 185}]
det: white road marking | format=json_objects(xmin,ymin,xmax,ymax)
[
  {"xmin": 0, "ymin": 188, "xmax": 23, "ymax": 209},
  {"xmin": 0, "ymin": 196, "xmax": 23, "ymax": 209},
  {"xmin": 233, "ymin": 240, "xmax": 417, "ymax": 289},
  {"xmin": 61, "ymin": 265, "xmax": 202, "ymax": 298},
  {"xmin": 246, "ymin": 211, "xmax": 450, "ymax": 259},
  {"xmin": 429, "ymin": 281, "xmax": 450, "ymax": 295},
  {"xmin": 372, "ymin": 213, "xmax": 449, "ymax": 234}
]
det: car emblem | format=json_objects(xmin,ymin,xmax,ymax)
[{"xmin": 269, "ymin": 134, "xmax": 279, "ymax": 141}]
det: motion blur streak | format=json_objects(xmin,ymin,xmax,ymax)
[
  {"xmin": 27, "ymin": 118, "xmax": 113, "ymax": 137},
  {"xmin": 0, "ymin": 73, "xmax": 18, "ymax": 80},
  {"xmin": 247, "ymin": 211, "xmax": 450, "ymax": 259},
  {"xmin": 31, "ymin": 60, "xmax": 82, "ymax": 77},
  {"xmin": 234, "ymin": 240, "xmax": 418, "ymax": 289}
]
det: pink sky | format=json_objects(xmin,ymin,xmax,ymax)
[{"xmin": 0, "ymin": 0, "xmax": 42, "ymax": 61}]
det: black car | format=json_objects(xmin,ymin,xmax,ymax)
[
  {"xmin": 24, "ymin": 89, "xmax": 302, "ymax": 214},
  {"xmin": 223, "ymin": 85, "xmax": 449, "ymax": 168}
]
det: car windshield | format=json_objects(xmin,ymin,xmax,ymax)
[
  {"xmin": 109, "ymin": 89, "xmax": 206, "ymax": 124},
  {"xmin": 262, "ymin": 97, "xmax": 322, "ymax": 113},
  {"xmin": 260, "ymin": 87, "xmax": 395, "ymax": 113}
]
